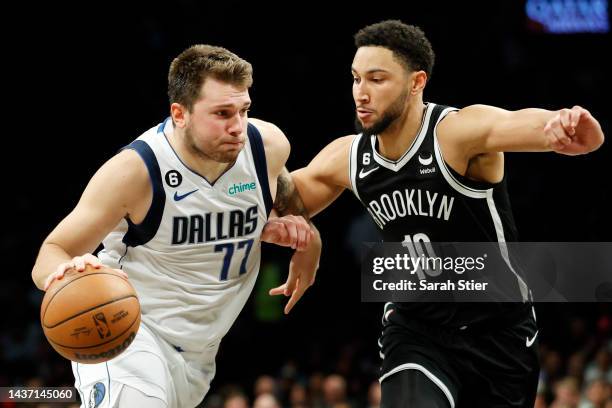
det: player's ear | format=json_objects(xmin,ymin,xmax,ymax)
[
  {"xmin": 410, "ymin": 71, "xmax": 427, "ymax": 95},
  {"xmin": 170, "ymin": 103, "xmax": 188, "ymax": 128}
]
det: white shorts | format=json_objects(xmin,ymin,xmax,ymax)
[{"xmin": 72, "ymin": 322, "xmax": 216, "ymax": 408}]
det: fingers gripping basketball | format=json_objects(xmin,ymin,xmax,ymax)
[{"xmin": 40, "ymin": 265, "xmax": 141, "ymax": 364}]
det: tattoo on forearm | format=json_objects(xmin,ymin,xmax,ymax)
[{"xmin": 274, "ymin": 168, "xmax": 309, "ymax": 220}]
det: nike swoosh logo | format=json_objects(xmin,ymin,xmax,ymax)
[
  {"xmin": 526, "ymin": 330, "xmax": 539, "ymax": 347},
  {"xmin": 418, "ymin": 155, "xmax": 433, "ymax": 166},
  {"xmin": 173, "ymin": 189, "xmax": 198, "ymax": 201},
  {"xmin": 359, "ymin": 166, "xmax": 380, "ymax": 179}
]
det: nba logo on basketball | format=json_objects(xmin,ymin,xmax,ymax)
[{"xmin": 93, "ymin": 312, "xmax": 112, "ymax": 339}]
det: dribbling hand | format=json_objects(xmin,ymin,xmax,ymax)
[{"xmin": 43, "ymin": 253, "xmax": 128, "ymax": 291}]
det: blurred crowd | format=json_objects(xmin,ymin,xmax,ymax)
[
  {"xmin": 1, "ymin": 297, "xmax": 611, "ymax": 408},
  {"xmin": 535, "ymin": 326, "xmax": 612, "ymax": 407},
  {"xmin": 204, "ymin": 373, "xmax": 381, "ymax": 408},
  {"xmin": 200, "ymin": 330, "xmax": 612, "ymax": 408}
]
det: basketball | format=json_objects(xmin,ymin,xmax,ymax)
[{"xmin": 40, "ymin": 265, "xmax": 141, "ymax": 364}]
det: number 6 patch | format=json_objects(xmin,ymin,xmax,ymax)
[
  {"xmin": 165, "ymin": 170, "xmax": 183, "ymax": 187},
  {"xmin": 362, "ymin": 153, "xmax": 371, "ymax": 165}
]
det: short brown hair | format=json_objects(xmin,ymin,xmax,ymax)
[{"xmin": 168, "ymin": 45, "xmax": 253, "ymax": 111}]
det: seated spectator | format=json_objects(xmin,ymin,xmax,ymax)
[
  {"xmin": 254, "ymin": 375, "xmax": 277, "ymax": 398},
  {"xmin": 585, "ymin": 348, "xmax": 611, "ymax": 384},
  {"xmin": 367, "ymin": 380, "xmax": 381, "ymax": 408},
  {"xmin": 551, "ymin": 377, "xmax": 581, "ymax": 408},
  {"xmin": 254, "ymin": 393, "xmax": 281, "ymax": 408},
  {"xmin": 323, "ymin": 374, "xmax": 348, "ymax": 408},
  {"xmin": 578, "ymin": 378, "xmax": 610, "ymax": 408},
  {"xmin": 224, "ymin": 391, "xmax": 249, "ymax": 408},
  {"xmin": 290, "ymin": 382, "xmax": 309, "ymax": 408}
]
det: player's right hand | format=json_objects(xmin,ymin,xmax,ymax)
[{"xmin": 43, "ymin": 253, "xmax": 128, "ymax": 291}]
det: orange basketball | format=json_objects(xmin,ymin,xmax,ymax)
[{"xmin": 40, "ymin": 265, "xmax": 141, "ymax": 364}]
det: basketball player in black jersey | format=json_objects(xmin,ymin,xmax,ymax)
[{"xmin": 274, "ymin": 20, "xmax": 604, "ymax": 407}]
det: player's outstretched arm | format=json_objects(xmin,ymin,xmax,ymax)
[
  {"xmin": 31, "ymin": 150, "xmax": 149, "ymax": 290},
  {"xmin": 440, "ymin": 104, "xmax": 604, "ymax": 157},
  {"xmin": 291, "ymin": 135, "xmax": 354, "ymax": 217}
]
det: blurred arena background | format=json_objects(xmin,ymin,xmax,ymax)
[{"xmin": 1, "ymin": 1, "xmax": 610, "ymax": 407}]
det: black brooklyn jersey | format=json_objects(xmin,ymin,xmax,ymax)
[{"xmin": 350, "ymin": 103, "xmax": 530, "ymax": 326}]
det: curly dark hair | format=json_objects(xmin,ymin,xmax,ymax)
[
  {"xmin": 354, "ymin": 20, "xmax": 435, "ymax": 78},
  {"xmin": 168, "ymin": 45, "xmax": 253, "ymax": 112}
]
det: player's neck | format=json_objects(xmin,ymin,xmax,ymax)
[
  {"xmin": 377, "ymin": 101, "xmax": 426, "ymax": 161},
  {"xmin": 186, "ymin": 153, "xmax": 232, "ymax": 184},
  {"xmin": 169, "ymin": 129, "xmax": 233, "ymax": 183}
]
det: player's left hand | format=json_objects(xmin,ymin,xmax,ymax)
[
  {"xmin": 545, "ymin": 106, "xmax": 604, "ymax": 156},
  {"xmin": 261, "ymin": 215, "xmax": 314, "ymax": 251},
  {"xmin": 269, "ymin": 248, "xmax": 320, "ymax": 314}
]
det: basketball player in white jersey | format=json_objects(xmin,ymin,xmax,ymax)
[
  {"xmin": 280, "ymin": 21, "xmax": 605, "ymax": 407},
  {"xmin": 31, "ymin": 45, "xmax": 321, "ymax": 408}
]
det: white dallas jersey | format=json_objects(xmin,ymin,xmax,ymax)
[{"xmin": 98, "ymin": 118, "xmax": 273, "ymax": 354}]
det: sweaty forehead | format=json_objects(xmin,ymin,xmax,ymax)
[
  {"xmin": 352, "ymin": 46, "xmax": 404, "ymax": 74},
  {"xmin": 199, "ymin": 78, "xmax": 251, "ymax": 107}
]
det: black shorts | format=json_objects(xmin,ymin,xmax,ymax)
[{"xmin": 379, "ymin": 304, "xmax": 540, "ymax": 408}]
